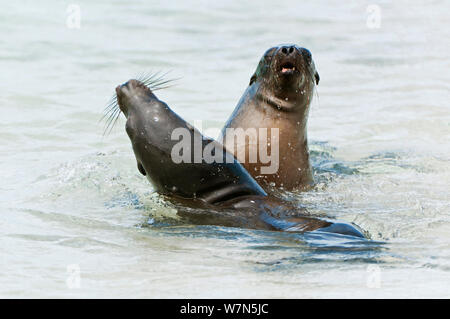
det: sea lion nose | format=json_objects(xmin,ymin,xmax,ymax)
[
  {"xmin": 280, "ymin": 45, "xmax": 296, "ymax": 55},
  {"xmin": 116, "ymin": 80, "xmax": 137, "ymax": 95},
  {"xmin": 116, "ymin": 81, "xmax": 134, "ymax": 96}
]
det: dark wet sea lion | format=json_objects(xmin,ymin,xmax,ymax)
[
  {"xmin": 220, "ymin": 44, "xmax": 320, "ymax": 192},
  {"xmin": 110, "ymin": 78, "xmax": 364, "ymax": 238}
]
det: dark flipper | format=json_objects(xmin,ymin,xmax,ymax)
[{"xmin": 137, "ymin": 162, "xmax": 146, "ymax": 176}]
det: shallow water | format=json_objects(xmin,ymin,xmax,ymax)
[{"xmin": 1, "ymin": 0, "xmax": 449, "ymax": 298}]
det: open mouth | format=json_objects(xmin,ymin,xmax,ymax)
[{"xmin": 280, "ymin": 62, "xmax": 296, "ymax": 74}]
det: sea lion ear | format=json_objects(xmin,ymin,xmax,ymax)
[
  {"xmin": 314, "ymin": 72, "xmax": 320, "ymax": 85},
  {"xmin": 249, "ymin": 73, "xmax": 257, "ymax": 86}
]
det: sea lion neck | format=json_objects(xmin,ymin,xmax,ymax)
[{"xmin": 253, "ymin": 83, "xmax": 311, "ymax": 123}]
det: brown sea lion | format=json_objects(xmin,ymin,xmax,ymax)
[
  {"xmin": 220, "ymin": 44, "xmax": 320, "ymax": 192},
  {"xmin": 106, "ymin": 78, "xmax": 364, "ymax": 238}
]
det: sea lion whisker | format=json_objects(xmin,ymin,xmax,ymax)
[
  {"xmin": 104, "ymin": 95, "xmax": 117, "ymax": 107},
  {"xmin": 99, "ymin": 101, "xmax": 119, "ymax": 123},
  {"xmin": 314, "ymin": 88, "xmax": 320, "ymax": 105},
  {"xmin": 102, "ymin": 98, "xmax": 121, "ymax": 125},
  {"xmin": 103, "ymin": 96, "xmax": 117, "ymax": 110},
  {"xmin": 141, "ymin": 70, "xmax": 173, "ymax": 88},
  {"xmin": 99, "ymin": 109, "xmax": 114, "ymax": 123},
  {"xmin": 147, "ymin": 70, "xmax": 170, "ymax": 82},
  {"xmin": 148, "ymin": 78, "xmax": 178, "ymax": 89},
  {"xmin": 142, "ymin": 76, "xmax": 179, "ymax": 91},
  {"xmin": 103, "ymin": 107, "xmax": 121, "ymax": 136},
  {"xmin": 139, "ymin": 70, "xmax": 162, "ymax": 84},
  {"xmin": 105, "ymin": 109, "xmax": 122, "ymax": 136},
  {"xmin": 142, "ymin": 75, "xmax": 168, "ymax": 88},
  {"xmin": 103, "ymin": 105, "xmax": 120, "ymax": 129},
  {"xmin": 152, "ymin": 84, "xmax": 175, "ymax": 91},
  {"xmin": 99, "ymin": 97, "xmax": 119, "ymax": 122},
  {"xmin": 136, "ymin": 70, "xmax": 151, "ymax": 82},
  {"xmin": 103, "ymin": 98, "xmax": 118, "ymax": 113},
  {"xmin": 101, "ymin": 71, "xmax": 178, "ymax": 136}
]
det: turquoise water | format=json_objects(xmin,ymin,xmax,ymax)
[{"xmin": 0, "ymin": 0, "xmax": 449, "ymax": 297}]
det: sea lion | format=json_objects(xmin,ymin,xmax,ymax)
[
  {"xmin": 220, "ymin": 44, "xmax": 320, "ymax": 191},
  {"xmin": 108, "ymin": 78, "xmax": 364, "ymax": 237}
]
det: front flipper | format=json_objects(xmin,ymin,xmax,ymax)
[
  {"xmin": 310, "ymin": 222, "xmax": 366, "ymax": 238},
  {"xmin": 266, "ymin": 215, "xmax": 365, "ymax": 238},
  {"xmin": 137, "ymin": 162, "xmax": 146, "ymax": 176}
]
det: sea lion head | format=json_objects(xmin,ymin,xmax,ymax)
[
  {"xmin": 115, "ymin": 79, "xmax": 155, "ymax": 118},
  {"xmin": 249, "ymin": 44, "xmax": 320, "ymax": 111},
  {"xmin": 113, "ymin": 79, "xmax": 177, "ymax": 182}
]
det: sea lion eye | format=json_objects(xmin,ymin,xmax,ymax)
[
  {"xmin": 264, "ymin": 47, "xmax": 277, "ymax": 58},
  {"xmin": 250, "ymin": 52, "xmax": 271, "ymax": 86},
  {"xmin": 302, "ymin": 49, "xmax": 312, "ymax": 64}
]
